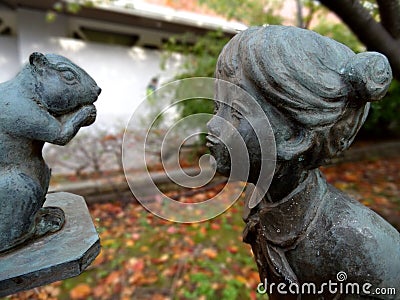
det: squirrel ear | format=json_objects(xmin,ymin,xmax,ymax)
[{"xmin": 29, "ymin": 52, "xmax": 48, "ymax": 68}]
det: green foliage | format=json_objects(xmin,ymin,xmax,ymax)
[
  {"xmin": 363, "ymin": 80, "xmax": 400, "ymax": 137},
  {"xmin": 161, "ymin": 0, "xmax": 282, "ymax": 119},
  {"xmin": 222, "ymin": 279, "xmax": 246, "ymax": 300},
  {"xmin": 163, "ymin": 30, "xmax": 229, "ymax": 79},
  {"xmin": 65, "ymin": 2, "xmax": 83, "ymax": 14},
  {"xmin": 162, "ymin": 30, "xmax": 229, "ymax": 117},
  {"xmin": 312, "ymin": 20, "xmax": 366, "ymax": 53},
  {"xmin": 164, "ymin": 0, "xmax": 397, "ymax": 138},
  {"xmin": 301, "ymin": 0, "xmax": 321, "ymax": 28},
  {"xmin": 46, "ymin": 0, "xmax": 105, "ymax": 22},
  {"xmin": 360, "ymin": 0, "xmax": 379, "ymax": 20},
  {"xmin": 312, "ymin": 17, "xmax": 400, "ymax": 138},
  {"xmin": 186, "ymin": 273, "xmax": 216, "ymax": 298}
]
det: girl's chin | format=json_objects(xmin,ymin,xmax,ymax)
[
  {"xmin": 215, "ymin": 164, "xmax": 250, "ymax": 182},
  {"xmin": 214, "ymin": 163, "xmax": 231, "ymax": 178}
]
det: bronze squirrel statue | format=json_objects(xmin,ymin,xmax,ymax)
[{"xmin": 0, "ymin": 52, "xmax": 101, "ymax": 253}]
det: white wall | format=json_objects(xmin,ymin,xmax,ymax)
[
  {"xmin": 1, "ymin": 8, "xmax": 183, "ymax": 131},
  {"xmin": 0, "ymin": 36, "xmax": 19, "ymax": 82}
]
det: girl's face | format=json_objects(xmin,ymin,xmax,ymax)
[{"xmin": 206, "ymin": 79, "xmax": 275, "ymax": 184}]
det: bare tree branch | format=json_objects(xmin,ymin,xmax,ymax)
[
  {"xmin": 319, "ymin": 0, "xmax": 400, "ymax": 80},
  {"xmin": 295, "ymin": 0, "xmax": 304, "ymax": 28},
  {"xmin": 377, "ymin": 0, "xmax": 400, "ymax": 39},
  {"xmin": 303, "ymin": 1, "xmax": 318, "ymax": 29}
]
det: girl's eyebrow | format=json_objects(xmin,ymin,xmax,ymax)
[{"xmin": 232, "ymin": 99, "xmax": 249, "ymax": 115}]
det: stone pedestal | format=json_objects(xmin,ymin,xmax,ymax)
[{"xmin": 0, "ymin": 192, "xmax": 101, "ymax": 297}]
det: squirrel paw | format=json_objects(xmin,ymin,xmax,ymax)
[{"xmin": 82, "ymin": 105, "xmax": 97, "ymax": 127}]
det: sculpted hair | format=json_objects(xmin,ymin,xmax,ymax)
[{"xmin": 216, "ymin": 25, "xmax": 392, "ymax": 166}]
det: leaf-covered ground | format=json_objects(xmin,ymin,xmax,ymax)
[{"xmin": 4, "ymin": 156, "xmax": 400, "ymax": 300}]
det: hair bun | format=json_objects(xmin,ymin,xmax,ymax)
[{"xmin": 342, "ymin": 52, "xmax": 392, "ymax": 102}]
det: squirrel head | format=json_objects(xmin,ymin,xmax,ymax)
[{"xmin": 29, "ymin": 52, "xmax": 101, "ymax": 115}]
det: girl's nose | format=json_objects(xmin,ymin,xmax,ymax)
[{"xmin": 207, "ymin": 115, "xmax": 222, "ymax": 137}]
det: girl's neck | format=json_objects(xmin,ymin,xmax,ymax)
[{"xmin": 267, "ymin": 162, "xmax": 309, "ymax": 203}]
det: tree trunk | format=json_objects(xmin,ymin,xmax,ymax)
[
  {"xmin": 377, "ymin": 0, "xmax": 400, "ymax": 39},
  {"xmin": 295, "ymin": 0, "xmax": 304, "ymax": 28},
  {"xmin": 319, "ymin": 0, "xmax": 400, "ymax": 80}
]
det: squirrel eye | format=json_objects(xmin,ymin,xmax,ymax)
[{"xmin": 61, "ymin": 70, "xmax": 76, "ymax": 82}]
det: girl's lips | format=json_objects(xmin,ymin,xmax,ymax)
[{"xmin": 205, "ymin": 134, "xmax": 220, "ymax": 146}]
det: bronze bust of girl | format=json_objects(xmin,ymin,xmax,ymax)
[{"xmin": 207, "ymin": 26, "xmax": 399, "ymax": 299}]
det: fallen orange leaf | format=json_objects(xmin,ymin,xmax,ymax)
[
  {"xmin": 105, "ymin": 270, "xmax": 121, "ymax": 285},
  {"xmin": 69, "ymin": 283, "xmax": 91, "ymax": 300},
  {"xmin": 201, "ymin": 247, "xmax": 218, "ymax": 259}
]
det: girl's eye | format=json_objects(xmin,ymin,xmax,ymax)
[
  {"xmin": 214, "ymin": 102, "xmax": 220, "ymax": 114},
  {"xmin": 61, "ymin": 70, "xmax": 77, "ymax": 82},
  {"xmin": 232, "ymin": 107, "xmax": 243, "ymax": 119},
  {"xmin": 232, "ymin": 111, "xmax": 243, "ymax": 120}
]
